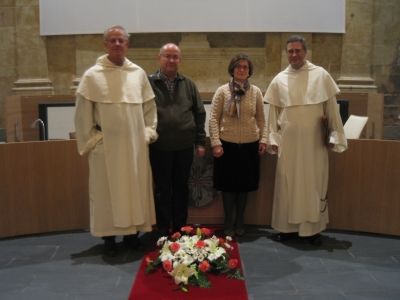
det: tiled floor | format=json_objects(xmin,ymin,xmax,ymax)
[
  {"xmin": 241, "ymin": 228, "xmax": 400, "ymax": 300},
  {"xmin": 1, "ymin": 227, "xmax": 400, "ymax": 300}
]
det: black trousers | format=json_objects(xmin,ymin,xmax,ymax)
[{"xmin": 150, "ymin": 147, "xmax": 194, "ymax": 233}]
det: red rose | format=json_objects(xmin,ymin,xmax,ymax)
[
  {"xmin": 169, "ymin": 242, "xmax": 180, "ymax": 253},
  {"xmin": 198, "ymin": 260, "xmax": 210, "ymax": 272},
  {"xmin": 195, "ymin": 240, "xmax": 206, "ymax": 248},
  {"xmin": 228, "ymin": 258, "xmax": 238, "ymax": 269},
  {"xmin": 181, "ymin": 226, "xmax": 193, "ymax": 234},
  {"xmin": 200, "ymin": 228, "xmax": 211, "ymax": 236},
  {"xmin": 162, "ymin": 260, "xmax": 173, "ymax": 272},
  {"xmin": 145, "ymin": 256, "xmax": 153, "ymax": 265},
  {"xmin": 171, "ymin": 232, "xmax": 181, "ymax": 240}
]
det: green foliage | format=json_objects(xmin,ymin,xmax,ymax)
[
  {"xmin": 145, "ymin": 258, "xmax": 161, "ymax": 274},
  {"xmin": 188, "ymin": 271, "xmax": 211, "ymax": 288},
  {"xmin": 227, "ymin": 268, "xmax": 244, "ymax": 280}
]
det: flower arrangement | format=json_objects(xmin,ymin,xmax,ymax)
[{"xmin": 145, "ymin": 226, "xmax": 244, "ymax": 292}]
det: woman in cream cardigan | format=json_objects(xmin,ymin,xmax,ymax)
[{"xmin": 209, "ymin": 54, "xmax": 267, "ymax": 237}]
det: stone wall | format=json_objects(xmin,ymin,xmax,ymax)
[
  {"xmin": 372, "ymin": 0, "xmax": 400, "ymax": 139},
  {"xmin": 0, "ymin": 0, "xmax": 399, "ymax": 139},
  {"xmin": 0, "ymin": 0, "xmax": 17, "ymax": 129}
]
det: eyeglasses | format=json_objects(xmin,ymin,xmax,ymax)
[
  {"xmin": 106, "ymin": 38, "xmax": 127, "ymax": 45},
  {"xmin": 287, "ymin": 48, "xmax": 305, "ymax": 55},
  {"xmin": 161, "ymin": 54, "xmax": 180, "ymax": 61},
  {"xmin": 235, "ymin": 64, "xmax": 249, "ymax": 70}
]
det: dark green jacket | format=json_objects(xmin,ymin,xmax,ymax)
[{"xmin": 148, "ymin": 71, "xmax": 206, "ymax": 151}]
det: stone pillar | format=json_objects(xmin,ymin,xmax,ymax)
[
  {"xmin": 0, "ymin": 2, "xmax": 17, "ymax": 128},
  {"xmin": 265, "ymin": 33, "xmax": 281, "ymax": 86},
  {"xmin": 71, "ymin": 35, "xmax": 103, "ymax": 92},
  {"xmin": 12, "ymin": 0, "xmax": 53, "ymax": 95},
  {"xmin": 337, "ymin": 0, "xmax": 377, "ymax": 91}
]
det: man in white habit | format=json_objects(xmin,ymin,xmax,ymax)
[
  {"xmin": 74, "ymin": 25, "xmax": 158, "ymax": 256},
  {"xmin": 264, "ymin": 35, "xmax": 348, "ymax": 246}
]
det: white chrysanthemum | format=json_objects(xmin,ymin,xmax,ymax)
[
  {"xmin": 180, "ymin": 253, "xmax": 195, "ymax": 266},
  {"xmin": 160, "ymin": 252, "xmax": 175, "ymax": 262},
  {"xmin": 180, "ymin": 235, "xmax": 192, "ymax": 243},
  {"xmin": 157, "ymin": 236, "xmax": 168, "ymax": 246}
]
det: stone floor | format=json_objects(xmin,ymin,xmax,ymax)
[{"xmin": 1, "ymin": 227, "xmax": 400, "ymax": 300}]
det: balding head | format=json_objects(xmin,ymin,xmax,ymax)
[
  {"xmin": 158, "ymin": 43, "xmax": 182, "ymax": 78},
  {"xmin": 159, "ymin": 43, "xmax": 181, "ymax": 56}
]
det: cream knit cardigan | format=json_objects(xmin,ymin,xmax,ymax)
[{"xmin": 209, "ymin": 83, "xmax": 267, "ymax": 147}]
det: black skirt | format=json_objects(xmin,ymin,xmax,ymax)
[{"xmin": 213, "ymin": 140, "xmax": 260, "ymax": 192}]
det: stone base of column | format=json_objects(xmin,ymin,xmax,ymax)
[
  {"xmin": 337, "ymin": 76, "xmax": 377, "ymax": 92},
  {"xmin": 70, "ymin": 77, "xmax": 81, "ymax": 92},
  {"xmin": 12, "ymin": 78, "xmax": 54, "ymax": 95}
]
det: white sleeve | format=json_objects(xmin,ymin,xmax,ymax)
[
  {"xmin": 325, "ymin": 96, "xmax": 348, "ymax": 153},
  {"xmin": 74, "ymin": 94, "xmax": 103, "ymax": 155}
]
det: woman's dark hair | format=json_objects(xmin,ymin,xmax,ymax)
[
  {"xmin": 228, "ymin": 53, "xmax": 253, "ymax": 78},
  {"xmin": 286, "ymin": 34, "xmax": 307, "ymax": 52}
]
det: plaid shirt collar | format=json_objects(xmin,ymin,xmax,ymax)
[{"xmin": 158, "ymin": 70, "xmax": 180, "ymax": 95}]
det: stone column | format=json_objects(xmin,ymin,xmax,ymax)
[
  {"xmin": 337, "ymin": 0, "xmax": 377, "ymax": 91},
  {"xmin": 71, "ymin": 35, "xmax": 103, "ymax": 92},
  {"xmin": 265, "ymin": 33, "xmax": 281, "ymax": 86},
  {"xmin": 12, "ymin": 0, "xmax": 53, "ymax": 95},
  {"xmin": 0, "ymin": 2, "xmax": 17, "ymax": 128}
]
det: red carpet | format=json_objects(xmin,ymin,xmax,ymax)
[{"xmin": 128, "ymin": 241, "xmax": 248, "ymax": 300}]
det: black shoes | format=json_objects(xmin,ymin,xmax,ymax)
[
  {"xmin": 272, "ymin": 232, "xmax": 323, "ymax": 246},
  {"xmin": 272, "ymin": 232, "xmax": 298, "ymax": 242},
  {"xmin": 235, "ymin": 227, "xmax": 246, "ymax": 237},
  {"xmin": 102, "ymin": 234, "xmax": 141, "ymax": 256},
  {"xmin": 123, "ymin": 234, "xmax": 141, "ymax": 249},
  {"xmin": 103, "ymin": 236, "xmax": 117, "ymax": 257},
  {"xmin": 308, "ymin": 234, "xmax": 322, "ymax": 246},
  {"xmin": 271, "ymin": 232, "xmax": 322, "ymax": 247}
]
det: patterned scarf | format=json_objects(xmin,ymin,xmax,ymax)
[{"xmin": 226, "ymin": 78, "xmax": 250, "ymax": 117}]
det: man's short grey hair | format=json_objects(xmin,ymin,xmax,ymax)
[
  {"xmin": 103, "ymin": 25, "xmax": 130, "ymax": 41},
  {"xmin": 286, "ymin": 34, "xmax": 307, "ymax": 52},
  {"xmin": 159, "ymin": 43, "xmax": 181, "ymax": 56}
]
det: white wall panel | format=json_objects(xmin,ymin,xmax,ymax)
[{"xmin": 39, "ymin": 0, "xmax": 345, "ymax": 35}]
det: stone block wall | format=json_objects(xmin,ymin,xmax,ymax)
[
  {"xmin": 372, "ymin": 0, "xmax": 400, "ymax": 139},
  {"xmin": 0, "ymin": 0, "xmax": 17, "ymax": 129},
  {"xmin": 0, "ymin": 0, "xmax": 399, "ymax": 139}
]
